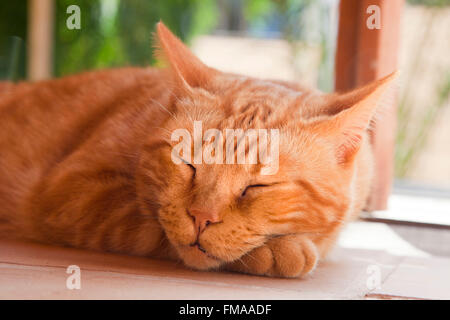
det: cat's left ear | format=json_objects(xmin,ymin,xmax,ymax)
[
  {"xmin": 312, "ymin": 72, "xmax": 397, "ymax": 165},
  {"xmin": 155, "ymin": 21, "xmax": 217, "ymax": 91}
]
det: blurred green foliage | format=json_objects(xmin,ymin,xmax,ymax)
[
  {"xmin": 245, "ymin": 0, "xmax": 335, "ymax": 92},
  {"xmin": 0, "ymin": 0, "xmax": 218, "ymax": 80},
  {"xmin": 396, "ymin": 72, "xmax": 450, "ymax": 177},
  {"xmin": 1, "ymin": 0, "xmax": 449, "ymax": 81},
  {"xmin": 394, "ymin": 5, "xmax": 450, "ymax": 178},
  {"xmin": 54, "ymin": 0, "xmax": 105, "ymax": 76},
  {"xmin": 408, "ymin": 0, "xmax": 450, "ymax": 6},
  {"xmin": 54, "ymin": 0, "xmax": 218, "ymax": 77},
  {"xmin": 0, "ymin": 1, "xmax": 27, "ymax": 81}
]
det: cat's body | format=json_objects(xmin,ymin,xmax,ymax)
[
  {"xmin": 0, "ymin": 67, "xmax": 175, "ymax": 257},
  {"xmin": 0, "ymin": 23, "xmax": 393, "ymax": 277}
]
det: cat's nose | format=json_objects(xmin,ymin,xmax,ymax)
[{"xmin": 188, "ymin": 208, "xmax": 221, "ymax": 234}]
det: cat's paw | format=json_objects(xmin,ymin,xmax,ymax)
[{"xmin": 225, "ymin": 235, "xmax": 318, "ymax": 278}]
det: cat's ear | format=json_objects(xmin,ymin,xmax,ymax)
[
  {"xmin": 155, "ymin": 21, "xmax": 216, "ymax": 90},
  {"xmin": 313, "ymin": 72, "xmax": 397, "ymax": 165}
]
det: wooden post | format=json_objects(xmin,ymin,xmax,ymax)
[
  {"xmin": 28, "ymin": 0, "xmax": 54, "ymax": 81},
  {"xmin": 335, "ymin": 0, "xmax": 404, "ymax": 210}
]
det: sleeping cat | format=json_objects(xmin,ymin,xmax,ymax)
[{"xmin": 0, "ymin": 22, "xmax": 394, "ymax": 278}]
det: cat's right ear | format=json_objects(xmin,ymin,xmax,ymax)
[
  {"xmin": 311, "ymin": 73, "xmax": 397, "ymax": 166},
  {"xmin": 155, "ymin": 22, "xmax": 217, "ymax": 92}
]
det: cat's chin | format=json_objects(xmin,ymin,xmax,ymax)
[{"xmin": 176, "ymin": 245, "xmax": 223, "ymax": 271}]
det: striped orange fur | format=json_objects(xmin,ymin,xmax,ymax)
[{"xmin": 0, "ymin": 22, "xmax": 395, "ymax": 277}]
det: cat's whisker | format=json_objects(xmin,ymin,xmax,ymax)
[
  {"xmin": 242, "ymin": 252, "xmax": 258, "ymax": 264},
  {"xmin": 237, "ymin": 257, "xmax": 250, "ymax": 270},
  {"xmin": 170, "ymin": 92, "xmax": 195, "ymax": 123},
  {"xmin": 156, "ymin": 235, "xmax": 167, "ymax": 249},
  {"xmin": 150, "ymin": 126, "xmax": 175, "ymax": 138},
  {"xmin": 149, "ymin": 97, "xmax": 178, "ymax": 121},
  {"xmin": 100, "ymin": 149, "xmax": 140, "ymax": 160}
]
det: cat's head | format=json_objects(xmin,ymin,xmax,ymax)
[{"xmin": 137, "ymin": 22, "xmax": 395, "ymax": 270}]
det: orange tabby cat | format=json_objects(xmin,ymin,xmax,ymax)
[{"xmin": 0, "ymin": 22, "xmax": 394, "ymax": 278}]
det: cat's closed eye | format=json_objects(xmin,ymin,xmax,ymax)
[
  {"xmin": 177, "ymin": 156, "xmax": 196, "ymax": 180},
  {"xmin": 185, "ymin": 162, "xmax": 196, "ymax": 178},
  {"xmin": 240, "ymin": 184, "xmax": 270, "ymax": 197}
]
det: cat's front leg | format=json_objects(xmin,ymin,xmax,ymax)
[{"xmin": 224, "ymin": 234, "xmax": 319, "ymax": 278}]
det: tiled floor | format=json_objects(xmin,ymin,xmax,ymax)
[{"xmin": 1, "ymin": 221, "xmax": 449, "ymax": 300}]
